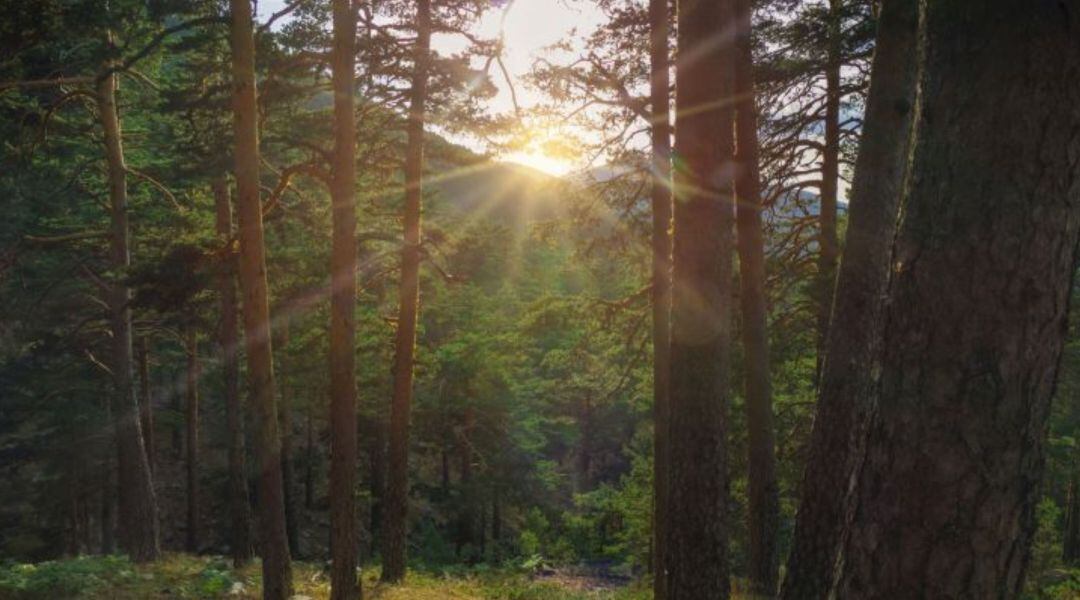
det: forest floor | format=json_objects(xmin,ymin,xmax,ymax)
[
  {"xmin": 0, "ymin": 553, "xmax": 654, "ymax": 599},
  {"xmin": 5, "ymin": 554, "xmax": 1080, "ymax": 598}
]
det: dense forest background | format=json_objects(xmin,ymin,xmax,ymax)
[{"xmin": 1, "ymin": 0, "xmax": 1079, "ymax": 599}]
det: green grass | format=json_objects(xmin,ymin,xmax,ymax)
[
  {"xmin": 7, "ymin": 554, "xmax": 1080, "ymax": 599},
  {"xmin": 0, "ymin": 554, "xmax": 653, "ymax": 599}
]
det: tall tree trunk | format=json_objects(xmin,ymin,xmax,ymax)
[
  {"xmin": 329, "ymin": 0, "xmax": 360, "ymax": 595},
  {"xmin": 733, "ymin": 0, "xmax": 779, "ymax": 594},
  {"xmin": 780, "ymin": 1, "xmax": 917, "ymax": 597},
  {"xmin": 100, "ymin": 429, "xmax": 116, "ymax": 555},
  {"xmin": 577, "ymin": 394, "xmax": 592, "ymax": 492},
  {"xmin": 648, "ymin": 0, "xmax": 673, "ymax": 593},
  {"xmin": 172, "ymin": 372, "xmax": 183, "ymax": 459},
  {"xmin": 491, "ymin": 488, "xmax": 501, "ymax": 546},
  {"xmin": 136, "ymin": 337, "xmax": 156, "ymax": 475},
  {"xmin": 478, "ymin": 494, "xmax": 487, "ymax": 560},
  {"xmin": 833, "ymin": 3, "xmax": 1080, "ymax": 597},
  {"xmin": 457, "ymin": 404, "xmax": 476, "ymax": 556},
  {"xmin": 305, "ymin": 406, "xmax": 315, "ymax": 511},
  {"xmin": 277, "ymin": 319, "xmax": 299, "ymax": 557},
  {"xmin": 665, "ymin": 0, "xmax": 735, "ymax": 596},
  {"xmin": 1066, "ymin": 478, "xmax": 1080, "ymax": 564},
  {"xmin": 185, "ymin": 326, "xmax": 200, "ymax": 553},
  {"xmin": 369, "ymin": 415, "xmax": 386, "ymax": 557},
  {"xmin": 98, "ymin": 51, "xmax": 160, "ymax": 563},
  {"xmin": 227, "ymin": 0, "xmax": 293, "ymax": 595},
  {"xmin": 441, "ymin": 447, "xmax": 450, "ymax": 492},
  {"xmin": 67, "ymin": 471, "xmax": 84, "ymax": 556},
  {"xmin": 214, "ymin": 177, "xmax": 254, "ymax": 567},
  {"xmin": 816, "ymin": 0, "xmax": 842, "ymax": 368},
  {"xmin": 382, "ymin": 0, "xmax": 431, "ymax": 583}
]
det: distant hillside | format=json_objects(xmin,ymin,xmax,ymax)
[{"xmin": 427, "ymin": 159, "xmax": 564, "ymax": 229}]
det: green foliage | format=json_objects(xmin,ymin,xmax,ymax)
[
  {"xmin": 1027, "ymin": 569, "xmax": 1080, "ymax": 600},
  {"xmin": 0, "ymin": 555, "xmax": 136, "ymax": 599},
  {"xmin": 412, "ymin": 519, "xmax": 460, "ymax": 567},
  {"xmin": 194, "ymin": 559, "xmax": 239, "ymax": 598},
  {"xmin": 558, "ymin": 431, "xmax": 652, "ymax": 572},
  {"xmin": 0, "ymin": 554, "xmax": 654, "ymax": 599},
  {"xmin": 1033, "ymin": 499, "xmax": 1065, "ymax": 576}
]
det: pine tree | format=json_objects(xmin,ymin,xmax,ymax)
[
  {"xmin": 664, "ymin": 0, "xmax": 736, "ymax": 596},
  {"xmin": 648, "ymin": 0, "xmax": 673, "ymax": 596},
  {"xmin": 227, "ymin": 0, "xmax": 293, "ymax": 595},
  {"xmin": 98, "ymin": 40, "xmax": 162, "ymax": 562},
  {"xmin": 383, "ymin": 0, "xmax": 433, "ymax": 582},
  {"xmin": 834, "ymin": 2, "xmax": 1080, "ymax": 596},
  {"xmin": 328, "ymin": 0, "xmax": 361, "ymax": 595},
  {"xmin": 781, "ymin": 0, "xmax": 918, "ymax": 596},
  {"xmin": 213, "ymin": 177, "xmax": 255, "ymax": 567},
  {"xmin": 733, "ymin": 0, "xmax": 779, "ymax": 593}
]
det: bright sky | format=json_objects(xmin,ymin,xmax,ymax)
[
  {"xmin": 434, "ymin": 1, "xmax": 605, "ymax": 174},
  {"xmin": 257, "ymin": 0, "xmax": 604, "ymax": 175}
]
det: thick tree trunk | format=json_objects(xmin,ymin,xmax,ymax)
[
  {"xmin": 227, "ymin": 0, "xmax": 293, "ymax": 595},
  {"xmin": 97, "ymin": 58, "xmax": 160, "ymax": 563},
  {"xmin": 329, "ymin": 0, "xmax": 360, "ymax": 594},
  {"xmin": 780, "ymin": 0, "xmax": 918, "ymax": 597},
  {"xmin": 136, "ymin": 337, "xmax": 155, "ymax": 475},
  {"xmin": 214, "ymin": 177, "xmax": 254, "ymax": 567},
  {"xmin": 648, "ymin": 0, "xmax": 673, "ymax": 593},
  {"xmin": 732, "ymin": 0, "xmax": 779, "ymax": 594},
  {"xmin": 833, "ymin": 3, "xmax": 1080, "ymax": 597},
  {"xmin": 382, "ymin": 0, "xmax": 431, "ymax": 583},
  {"xmin": 185, "ymin": 327, "xmax": 200, "ymax": 553},
  {"xmin": 665, "ymin": 0, "xmax": 735, "ymax": 596}
]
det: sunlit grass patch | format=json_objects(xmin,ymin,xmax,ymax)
[{"xmin": 0, "ymin": 554, "xmax": 656, "ymax": 599}]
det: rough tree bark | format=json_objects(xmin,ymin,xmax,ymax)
[
  {"xmin": 227, "ymin": 0, "xmax": 293, "ymax": 595},
  {"xmin": 213, "ymin": 177, "xmax": 254, "ymax": 567},
  {"xmin": 382, "ymin": 0, "xmax": 432, "ymax": 583},
  {"xmin": 664, "ymin": 0, "xmax": 735, "ymax": 596},
  {"xmin": 185, "ymin": 327, "xmax": 200, "ymax": 553},
  {"xmin": 648, "ymin": 0, "xmax": 672, "ymax": 596},
  {"xmin": 329, "ymin": 0, "xmax": 360, "ymax": 594},
  {"xmin": 780, "ymin": 0, "xmax": 917, "ymax": 597},
  {"xmin": 97, "ymin": 53, "xmax": 160, "ymax": 563},
  {"xmin": 136, "ymin": 337, "xmax": 155, "ymax": 475},
  {"xmin": 833, "ymin": 2, "xmax": 1080, "ymax": 597},
  {"xmin": 732, "ymin": 0, "xmax": 779, "ymax": 594}
]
